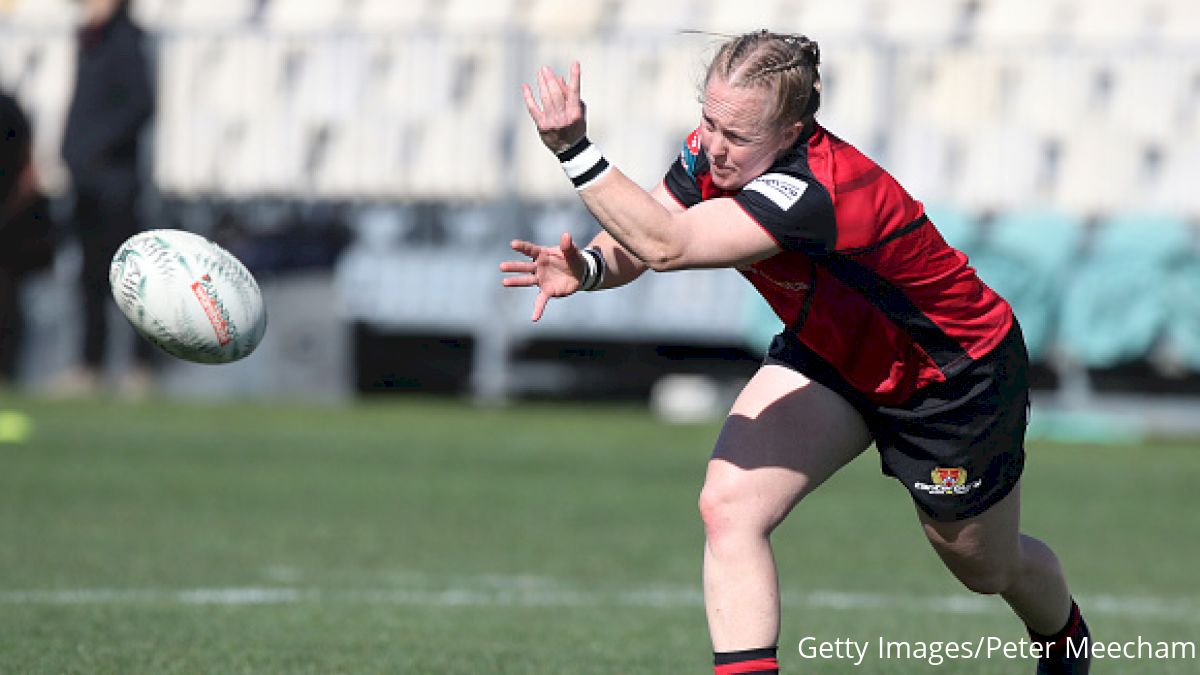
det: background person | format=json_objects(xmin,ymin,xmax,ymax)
[
  {"xmin": 0, "ymin": 91, "xmax": 54, "ymax": 387},
  {"xmin": 55, "ymin": 0, "xmax": 154, "ymax": 396},
  {"xmin": 502, "ymin": 31, "xmax": 1090, "ymax": 675}
]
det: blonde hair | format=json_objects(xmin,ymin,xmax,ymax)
[{"xmin": 705, "ymin": 30, "xmax": 822, "ymax": 130}]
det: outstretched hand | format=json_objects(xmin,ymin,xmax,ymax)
[
  {"xmin": 522, "ymin": 62, "xmax": 587, "ymax": 154},
  {"xmin": 499, "ymin": 232, "xmax": 588, "ymax": 322}
]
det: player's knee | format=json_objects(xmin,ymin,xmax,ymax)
[
  {"xmin": 697, "ymin": 483, "xmax": 735, "ymax": 538},
  {"xmin": 697, "ymin": 477, "xmax": 770, "ymax": 542}
]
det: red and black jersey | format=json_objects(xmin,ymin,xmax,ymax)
[{"xmin": 663, "ymin": 124, "xmax": 1013, "ymax": 406}]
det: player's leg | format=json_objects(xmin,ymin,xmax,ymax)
[
  {"xmin": 701, "ymin": 363, "xmax": 872, "ymax": 659},
  {"xmin": 918, "ymin": 483, "xmax": 1071, "ymax": 630},
  {"xmin": 918, "ymin": 483, "xmax": 1090, "ymax": 674}
]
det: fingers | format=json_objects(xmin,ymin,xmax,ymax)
[
  {"xmin": 521, "ymin": 83, "xmax": 543, "ymax": 123},
  {"xmin": 510, "ymin": 239, "xmax": 541, "ymax": 258},
  {"xmin": 559, "ymin": 231, "xmax": 577, "ymax": 255},
  {"xmin": 539, "ymin": 65, "xmax": 566, "ymax": 112},
  {"xmin": 567, "ymin": 61, "xmax": 581, "ymax": 107},
  {"xmin": 501, "ymin": 275, "xmax": 538, "ymax": 287},
  {"xmin": 531, "ymin": 291, "xmax": 550, "ymax": 322},
  {"xmin": 499, "ymin": 260, "xmax": 535, "ymax": 274}
]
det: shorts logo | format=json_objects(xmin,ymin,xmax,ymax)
[
  {"xmin": 744, "ymin": 172, "xmax": 808, "ymax": 210},
  {"xmin": 935, "ymin": 467, "xmax": 966, "ymax": 488},
  {"xmin": 914, "ymin": 467, "xmax": 983, "ymax": 496}
]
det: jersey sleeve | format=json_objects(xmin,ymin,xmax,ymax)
[
  {"xmin": 733, "ymin": 172, "xmax": 837, "ymax": 252},
  {"xmin": 662, "ymin": 128, "xmax": 704, "ymax": 208}
]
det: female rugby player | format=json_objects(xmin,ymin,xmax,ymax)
[{"xmin": 501, "ymin": 31, "xmax": 1090, "ymax": 675}]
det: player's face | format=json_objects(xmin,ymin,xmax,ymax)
[{"xmin": 699, "ymin": 77, "xmax": 799, "ymax": 191}]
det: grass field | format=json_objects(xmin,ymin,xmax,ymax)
[{"xmin": 0, "ymin": 394, "xmax": 1198, "ymax": 674}]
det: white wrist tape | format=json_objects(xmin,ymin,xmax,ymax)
[
  {"xmin": 556, "ymin": 137, "xmax": 612, "ymax": 191},
  {"xmin": 580, "ymin": 247, "xmax": 606, "ymax": 291}
]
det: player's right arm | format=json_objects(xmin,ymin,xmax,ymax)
[{"xmin": 499, "ymin": 181, "xmax": 681, "ymax": 321}]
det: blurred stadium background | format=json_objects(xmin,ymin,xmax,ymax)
[
  {"xmin": 3, "ymin": 3, "xmax": 1200, "ymax": 674},
  {"xmin": 1, "ymin": 0, "xmax": 1199, "ymax": 435}
]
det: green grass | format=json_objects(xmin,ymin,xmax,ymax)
[{"xmin": 0, "ymin": 395, "xmax": 1198, "ymax": 673}]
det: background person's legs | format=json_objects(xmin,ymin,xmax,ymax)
[
  {"xmin": 67, "ymin": 187, "xmax": 153, "ymax": 394},
  {"xmin": 0, "ymin": 269, "xmax": 19, "ymax": 384}
]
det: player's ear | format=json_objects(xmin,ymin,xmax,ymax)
[
  {"xmin": 786, "ymin": 120, "xmax": 804, "ymax": 146},
  {"xmin": 776, "ymin": 120, "xmax": 804, "ymax": 154}
]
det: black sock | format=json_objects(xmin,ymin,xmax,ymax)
[
  {"xmin": 714, "ymin": 646, "xmax": 779, "ymax": 674},
  {"xmin": 1028, "ymin": 599, "xmax": 1087, "ymax": 655}
]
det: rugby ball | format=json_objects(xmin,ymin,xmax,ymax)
[{"xmin": 109, "ymin": 229, "xmax": 267, "ymax": 364}]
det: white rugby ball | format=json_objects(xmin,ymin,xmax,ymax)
[{"xmin": 109, "ymin": 229, "xmax": 267, "ymax": 364}]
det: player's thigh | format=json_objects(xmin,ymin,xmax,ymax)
[
  {"xmin": 919, "ymin": 481, "xmax": 1022, "ymax": 583},
  {"xmin": 703, "ymin": 364, "xmax": 872, "ymax": 532}
]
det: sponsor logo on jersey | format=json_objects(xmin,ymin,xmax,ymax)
[
  {"xmin": 744, "ymin": 172, "xmax": 808, "ymax": 210},
  {"xmin": 191, "ymin": 274, "xmax": 234, "ymax": 346},
  {"xmin": 680, "ymin": 127, "xmax": 702, "ymax": 177},
  {"xmin": 913, "ymin": 467, "xmax": 983, "ymax": 496}
]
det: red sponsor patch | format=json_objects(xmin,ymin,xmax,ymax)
[
  {"xmin": 686, "ymin": 126, "xmax": 701, "ymax": 154},
  {"xmin": 191, "ymin": 274, "xmax": 232, "ymax": 346}
]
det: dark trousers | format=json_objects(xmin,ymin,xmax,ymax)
[
  {"xmin": 0, "ymin": 269, "xmax": 18, "ymax": 380},
  {"xmin": 73, "ymin": 186, "xmax": 155, "ymax": 369}
]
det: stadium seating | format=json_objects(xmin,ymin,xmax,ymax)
[
  {"xmin": 923, "ymin": 204, "xmax": 979, "ymax": 254},
  {"xmin": 1065, "ymin": 0, "xmax": 1158, "ymax": 46},
  {"xmin": 612, "ymin": 0, "xmax": 696, "ymax": 34},
  {"xmin": 1054, "ymin": 125, "xmax": 1153, "ymax": 216},
  {"xmin": 1160, "ymin": 0, "xmax": 1200, "ymax": 46},
  {"xmin": 1150, "ymin": 138, "xmax": 1200, "ymax": 216},
  {"xmin": 875, "ymin": 0, "xmax": 972, "ymax": 45},
  {"xmin": 952, "ymin": 124, "xmax": 1050, "ymax": 214},
  {"xmin": 4, "ymin": 0, "xmax": 1200, "ymax": 393},
  {"xmin": 441, "ymin": 0, "xmax": 521, "ymax": 32},
  {"xmin": 261, "ymin": 0, "xmax": 352, "ymax": 32},
  {"xmin": 1059, "ymin": 213, "xmax": 1193, "ymax": 367},
  {"xmin": 1008, "ymin": 53, "xmax": 1106, "ymax": 139},
  {"xmin": 1105, "ymin": 55, "xmax": 1192, "ymax": 146},
  {"xmin": 136, "ymin": 0, "xmax": 257, "ymax": 31},
  {"xmin": 969, "ymin": 210, "xmax": 1086, "ymax": 360},
  {"xmin": 882, "ymin": 123, "xmax": 956, "ymax": 208},
  {"xmin": 815, "ymin": 44, "xmax": 884, "ymax": 148},
  {"xmin": 781, "ymin": 0, "xmax": 875, "ymax": 39},
  {"xmin": 1168, "ymin": 256, "xmax": 1200, "ymax": 370},
  {"xmin": 972, "ymin": 0, "xmax": 1072, "ymax": 45},
  {"xmin": 0, "ymin": 0, "xmax": 76, "ymax": 26},
  {"xmin": 697, "ymin": 0, "xmax": 791, "ymax": 35},
  {"xmin": 525, "ymin": 0, "xmax": 609, "ymax": 37}
]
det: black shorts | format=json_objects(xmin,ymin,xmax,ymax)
[{"xmin": 764, "ymin": 320, "xmax": 1029, "ymax": 522}]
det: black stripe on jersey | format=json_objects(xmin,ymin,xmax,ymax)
[
  {"xmin": 840, "ymin": 215, "xmax": 930, "ymax": 256},
  {"xmin": 815, "ymin": 253, "xmax": 971, "ymax": 376}
]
